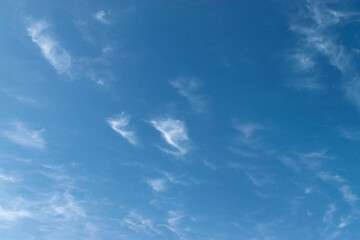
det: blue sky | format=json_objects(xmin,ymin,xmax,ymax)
[{"xmin": 1, "ymin": 0, "xmax": 360, "ymax": 239}]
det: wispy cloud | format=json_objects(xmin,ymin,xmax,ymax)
[
  {"xmin": 338, "ymin": 127, "xmax": 360, "ymax": 141},
  {"xmin": 170, "ymin": 77, "xmax": 208, "ymax": 113},
  {"xmin": 298, "ymin": 149, "xmax": 333, "ymax": 169},
  {"xmin": 150, "ymin": 117, "xmax": 190, "ymax": 156},
  {"xmin": 44, "ymin": 192, "xmax": 86, "ymax": 219},
  {"xmin": 202, "ymin": 160, "xmax": 218, "ymax": 171},
  {"xmin": 317, "ymin": 171, "xmax": 345, "ymax": 183},
  {"xmin": 123, "ymin": 211, "xmax": 160, "ymax": 235},
  {"xmin": 234, "ymin": 122, "xmax": 263, "ymax": 139},
  {"xmin": 2, "ymin": 121, "xmax": 45, "ymax": 149},
  {"xmin": 340, "ymin": 185, "xmax": 359, "ymax": 206},
  {"xmin": 0, "ymin": 88, "xmax": 42, "ymax": 107},
  {"xmin": 163, "ymin": 210, "xmax": 188, "ymax": 238},
  {"xmin": 0, "ymin": 206, "xmax": 31, "ymax": 221},
  {"xmin": 107, "ymin": 112, "xmax": 137, "ymax": 145},
  {"xmin": 245, "ymin": 172, "xmax": 274, "ymax": 188},
  {"xmin": 94, "ymin": 10, "xmax": 109, "ymax": 24},
  {"xmin": 0, "ymin": 173, "xmax": 16, "ymax": 182},
  {"xmin": 147, "ymin": 178, "xmax": 167, "ymax": 192},
  {"xmin": 230, "ymin": 122, "xmax": 267, "ymax": 158},
  {"xmin": 278, "ymin": 155, "xmax": 301, "ymax": 172},
  {"xmin": 323, "ymin": 203, "xmax": 336, "ymax": 224},
  {"xmin": 289, "ymin": 0, "xmax": 360, "ymax": 108},
  {"xmin": 27, "ymin": 20, "xmax": 71, "ymax": 74},
  {"xmin": 147, "ymin": 171, "xmax": 192, "ymax": 192}
]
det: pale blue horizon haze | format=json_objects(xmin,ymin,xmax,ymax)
[{"xmin": 1, "ymin": 0, "xmax": 360, "ymax": 239}]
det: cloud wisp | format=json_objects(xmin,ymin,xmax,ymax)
[
  {"xmin": 107, "ymin": 112, "xmax": 138, "ymax": 145},
  {"xmin": 289, "ymin": 0, "xmax": 360, "ymax": 109},
  {"xmin": 123, "ymin": 211, "xmax": 160, "ymax": 235},
  {"xmin": 150, "ymin": 118, "xmax": 190, "ymax": 156},
  {"xmin": 170, "ymin": 77, "xmax": 208, "ymax": 113},
  {"xmin": 27, "ymin": 20, "xmax": 71, "ymax": 74},
  {"xmin": 2, "ymin": 121, "xmax": 45, "ymax": 149},
  {"xmin": 147, "ymin": 171, "xmax": 191, "ymax": 192},
  {"xmin": 0, "ymin": 206, "xmax": 32, "ymax": 221},
  {"xmin": 94, "ymin": 10, "xmax": 109, "ymax": 24},
  {"xmin": 229, "ymin": 122, "xmax": 266, "ymax": 158},
  {"xmin": 147, "ymin": 178, "xmax": 167, "ymax": 192}
]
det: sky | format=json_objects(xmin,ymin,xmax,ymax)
[{"xmin": 1, "ymin": 0, "xmax": 360, "ymax": 239}]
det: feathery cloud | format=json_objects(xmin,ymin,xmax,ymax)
[
  {"xmin": 27, "ymin": 20, "xmax": 71, "ymax": 74},
  {"xmin": 323, "ymin": 203, "xmax": 336, "ymax": 224},
  {"xmin": 245, "ymin": 172, "xmax": 274, "ymax": 188},
  {"xmin": 0, "ymin": 206, "xmax": 31, "ymax": 221},
  {"xmin": 229, "ymin": 122, "xmax": 267, "ymax": 158},
  {"xmin": 2, "ymin": 121, "xmax": 45, "ymax": 149},
  {"xmin": 278, "ymin": 155, "xmax": 301, "ymax": 172},
  {"xmin": 150, "ymin": 118, "xmax": 189, "ymax": 156},
  {"xmin": 338, "ymin": 127, "xmax": 360, "ymax": 141},
  {"xmin": 170, "ymin": 77, "xmax": 208, "ymax": 113},
  {"xmin": 107, "ymin": 112, "xmax": 137, "ymax": 145},
  {"xmin": 298, "ymin": 150, "xmax": 333, "ymax": 168},
  {"xmin": 340, "ymin": 185, "xmax": 359, "ymax": 206},
  {"xmin": 123, "ymin": 211, "xmax": 159, "ymax": 235},
  {"xmin": 0, "ymin": 173, "xmax": 16, "ymax": 182},
  {"xmin": 147, "ymin": 178, "xmax": 167, "ymax": 192},
  {"xmin": 45, "ymin": 192, "xmax": 86, "ymax": 219},
  {"xmin": 289, "ymin": 0, "xmax": 360, "ymax": 109},
  {"xmin": 317, "ymin": 172, "xmax": 345, "ymax": 183},
  {"xmin": 94, "ymin": 10, "xmax": 109, "ymax": 24}
]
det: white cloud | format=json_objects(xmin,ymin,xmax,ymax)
[
  {"xmin": 289, "ymin": 1, "xmax": 360, "ymax": 107},
  {"xmin": 0, "ymin": 88, "xmax": 40, "ymax": 106},
  {"xmin": 338, "ymin": 217, "xmax": 348, "ymax": 229},
  {"xmin": 234, "ymin": 123, "xmax": 263, "ymax": 139},
  {"xmin": 292, "ymin": 53, "xmax": 315, "ymax": 72},
  {"xmin": 94, "ymin": 10, "xmax": 109, "ymax": 24},
  {"xmin": 164, "ymin": 211, "xmax": 186, "ymax": 237},
  {"xmin": 278, "ymin": 155, "xmax": 300, "ymax": 172},
  {"xmin": 123, "ymin": 211, "xmax": 159, "ymax": 235},
  {"xmin": 0, "ymin": 206, "xmax": 31, "ymax": 221},
  {"xmin": 150, "ymin": 118, "xmax": 189, "ymax": 156},
  {"xmin": 167, "ymin": 211, "xmax": 183, "ymax": 227},
  {"xmin": 0, "ymin": 173, "xmax": 16, "ymax": 182},
  {"xmin": 202, "ymin": 160, "xmax": 217, "ymax": 171},
  {"xmin": 340, "ymin": 185, "xmax": 359, "ymax": 206},
  {"xmin": 107, "ymin": 112, "xmax": 137, "ymax": 145},
  {"xmin": 323, "ymin": 203, "xmax": 336, "ymax": 224},
  {"xmin": 147, "ymin": 178, "xmax": 167, "ymax": 192},
  {"xmin": 45, "ymin": 192, "xmax": 86, "ymax": 219},
  {"xmin": 229, "ymin": 122, "xmax": 267, "ymax": 158},
  {"xmin": 298, "ymin": 150, "xmax": 333, "ymax": 168},
  {"xmin": 344, "ymin": 78, "xmax": 360, "ymax": 109},
  {"xmin": 338, "ymin": 127, "xmax": 360, "ymax": 141},
  {"xmin": 2, "ymin": 121, "xmax": 45, "ymax": 149},
  {"xmin": 317, "ymin": 172, "xmax": 345, "ymax": 183},
  {"xmin": 292, "ymin": 77, "xmax": 323, "ymax": 91},
  {"xmin": 170, "ymin": 77, "xmax": 208, "ymax": 113},
  {"xmin": 27, "ymin": 20, "xmax": 71, "ymax": 74},
  {"xmin": 147, "ymin": 171, "xmax": 191, "ymax": 192},
  {"xmin": 245, "ymin": 172, "xmax": 274, "ymax": 188}
]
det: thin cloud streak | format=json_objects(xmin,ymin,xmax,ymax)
[
  {"xmin": 289, "ymin": 0, "xmax": 360, "ymax": 108},
  {"xmin": 2, "ymin": 121, "xmax": 45, "ymax": 149},
  {"xmin": 147, "ymin": 178, "xmax": 167, "ymax": 192},
  {"xmin": 170, "ymin": 77, "xmax": 208, "ymax": 113},
  {"xmin": 94, "ymin": 10, "xmax": 109, "ymax": 24},
  {"xmin": 0, "ymin": 206, "xmax": 31, "ymax": 221},
  {"xmin": 150, "ymin": 117, "xmax": 189, "ymax": 156},
  {"xmin": 27, "ymin": 20, "xmax": 71, "ymax": 74},
  {"xmin": 107, "ymin": 112, "xmax": 137, "ymax": 145}
]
